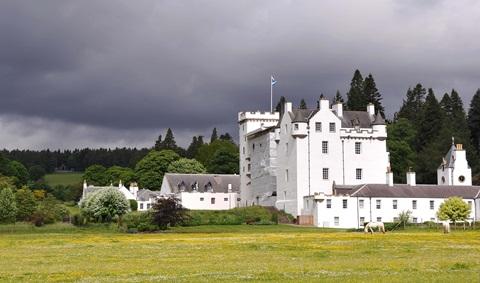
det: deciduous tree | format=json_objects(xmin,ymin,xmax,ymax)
[
  {"xmin": 437, "ymin": 197, "xmax": 471, "ymax": 224},
  {"xmin": 167, "ymin": 158, "xmax": 206, "ymax": 174},
  {"xmin": 0, "ymin": 187, "xmax": 17, "ymax": 224},
  {"xmin": 135, "ymin": 150, "xmax": 180, "ymax": 189}
]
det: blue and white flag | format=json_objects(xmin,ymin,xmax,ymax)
[{"xmin": 271, "ymin": 76, "xmax": 277, "ymax": 86}]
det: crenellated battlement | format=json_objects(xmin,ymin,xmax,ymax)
[{"xmin": 238, "ymin": 111, "xmax": 279, "ymax": 122}]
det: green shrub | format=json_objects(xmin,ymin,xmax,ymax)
[
  {"xmin": 71, "ymin": 213, "xmax": 86, "ymax": 226},
  {"xmin": 129, "ymin": 199, "xmax": 138, "ymax": 211},
  {"xmin": 123, "ymin": 211, "xmax": 156, "ymax": 232},
  {"xmin": 183, "ymin": 206, "xmax": 286, "ymax": 226}
]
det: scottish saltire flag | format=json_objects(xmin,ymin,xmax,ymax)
[{"xmin": 271, "ymin": 76, "xmax": 277, "ymax": 86}]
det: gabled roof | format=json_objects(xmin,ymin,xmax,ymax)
[
  {"xmin": 335, "ymin": 183, "xmax": 480, "ymax": 199},
  {"xmin": 291, "ymin": 109, "xmax": 317, "ymax": 123},
  {"xmin": 372, "ymin": 113, "xmax": 386, "ymax": 125},
  {"xmin": 339, "ymin": 111, "xmax": 374, "ymax": 128},
  {"xmin": 163, "ymin": 173, "xmax": 240, "ymax": 194},
  {"xmin": 439, "ymin": 144, "xmax": 456, "ymax": 169},
  {"xmin": 137, "ymin": 189, "xmax": 162, "ymax": 201}
]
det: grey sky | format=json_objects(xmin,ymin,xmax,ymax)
[{"xmin": 1, "ymin": 0, "xmax": 479, "ymax": 149}]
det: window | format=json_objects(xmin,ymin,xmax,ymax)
[
  {"xmin": 360, "ymin": 217, "xmax": 365, "ymax": 225},
  {"xmin": 242, "ymin": 147, "xmax": 245, "ymax": 154},
  {"xmin": 430, "ymin": 200, "xmax": 434, "ymax": 210},
  {"xmin": 412, "ymin": 217, "xmax": 418, "ymax": 223},
  {"xmin": 377, "ymin": 217, "xmax": 382, "ymax": 222},
  {"xmin": 140, "ymin": 203, "xmax": 144, "ymax": 210},
  {"xmin": 326, "ymin": 199, "xmax": 332, "ymax": 208},
  {"xmin": 200, "ymin": 197, "xmax": 204, "ymax": 201},
  {"xmin": 356, "ymin": 168, "xmax": 362, "ymax": 180},
  {"xmin": 393, "ymin": 217, "xmax": 399, "ymax": 222},
  {"xmin": 359, "ymin": 199, "xmax": 364, "ymax": 209},
  {"xmin": 211, "ymin": 198, "xmax": 215, "ymax": 204},
  {"xmin": 286, "ymin": 142, "xmax": 288, "ymax": 154},
  {"xmin": 224, "ymin": 198, "xmax": 228, "ymax": 201},
  {"xmin": 355, "ymin": 142, "xmax": 361, "ymax": 154},
  {"xmin": 315, "ymin": 122, "xmax": 322, "ymax": 132},
  {"xmin": 322, "ymin": 168, "xmax": 329, "ymax": 180},
  {"xmin": 252, "ymin": 143, "xmax": 255, "ymax": 151},
  {"xmin": 285, "ymin": 169, "xmax": 289, "ymax": 182},
  {"xmin": 459, "ymin": 175, "xmax": 466, "ymax": 182},
  {"xmin": 430, "ymin": 218, "xmax": 435, "ymax": 221},
  {"xmin": 294, "ymin": 123, "xmax": 299, "ymax": 130},
  {"xmin": 147, "ymin": 203, "xmax": 151, "ymax": 209},
  {"xmin": 393, "ymin": 200, "xmax": 397, "ymax": 209},
  {"xmin": 343, "ymin": 199, "xmax": 348, "ymax": 209},
  {"xmin": 237, "ymin": 198, "xmax": 241, "ymax": 202},
  {"xmin": 376, "ymin": 200, "xmax": 381, "ymax": 209},
  {"xmin": 468, "ymin": 201, "xmax": 472, "ymax": 209},
  {"xmin": 412, "ymin": 200, "xmax": 417, "ymax": 210},
  {"xmin": 285, "ymin": 124, "xmax": 288, "ymax": 132},
  {"xmin": 334, "ymin": 217, "xmax": 339, "ymax": 226},
  {"xmin": 329, "ymin": 122, "xmax": 336, "ymax": 132},
  {"xmin": 322, "ymin": 141, "xmax": 328, "ymax": 154}
]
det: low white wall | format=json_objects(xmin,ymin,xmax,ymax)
[{"xmin": 179, "ymin": 192, "xmax": 240, "ymax": 210}]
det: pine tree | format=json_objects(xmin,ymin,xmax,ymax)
[
  {"xmin": 440, "ymin": 93, "xmax": 453, "ymax": 116},
  {"xmin": 186, "ymin": 136, "xmax": 199, "ymax": 159},
  {"xmin": 162, "ymin": 128, "xmax": 177, "ymax": 150},
  {"xmin": 346, "ymin": 69, "xmax": 365, "ymax": 111},
  {"xmin": 396, "ymin": 83, "xmax": 426, "ymax": 128},
  {"xmin": 275, "ymin": 96, "xmax": 286, "ymax": 112},
  {"xmin": 219, "ymin": 133, "xmax": 233, "ymax": 142},
  {"xmin": 363, "ymin": 74, "xmax": 385, "ymax": 117},
  {"xmin": 416, "ymin": 88, "xmax": 443, "ymax": 151},
  {"xmin": 299, "ymin": 99, "xmax": 307, "ymax": 109},
  {"xmin": 154, "ymin": 135, "xmax": 162, "ymax": 151},
  {"xmin": 210, "ymin": 128, "xmax": 218, "ymax": 143},
  {"xmin": 332, "ymin": 90, "xmax": 345, "ymax": 106},
  {"xmin": 468, "ymin": 89, "xmax": 480, "ymax": 151}
]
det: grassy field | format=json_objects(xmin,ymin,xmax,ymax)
[
  {"xmin": 44, "ymin": 172, "xmax": 83, "ymax": 187},
  {"xmin": 0, "ymin": 224, "xmax": 479, "ymax": 282}
]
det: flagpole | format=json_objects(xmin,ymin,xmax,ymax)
[{"xmin": 270, "ymin": 76, "xmax": 273, "ymax": 113}]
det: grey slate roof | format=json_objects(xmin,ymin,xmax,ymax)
[
  {"xmin": 163, "ymin": 173, "xmax": 240, "ymax": 194},
  {"xmin": 439, "ymin": 144, "xmax": 456, "ymax": 169},
  {"xmin": 372, "ymin": 113, "xmax": 386, "ymax": 125},
  {"xmin": 339, "ymin": 111, "xmax": 374, "ymax": 128},
  {"xmin": 137, "ymin": 189, "xmax": 162, "ymax": 201},
  {"xmin": 334, "ymin": 183, "xmax": 480, "ymax": 199},
  {"xmin": 291, "ymin": 109, "xmax": 317, "ymax": 123},
  {"xmin": 82, "ymin": 185, "xmax": 117, "ymax": 199}
]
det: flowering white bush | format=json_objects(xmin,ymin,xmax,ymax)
[{"xmin": 80, "ymin": 188, "xmax": 129, "ymax": 222}]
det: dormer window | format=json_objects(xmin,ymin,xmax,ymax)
[
  {"xmin": 204, "ymin": 181, "xmax": 213, "ymax": 192},
  {"xmin": 294, "ymin": 124, "xmax": 299, "ymax": 130},
  {"xmin": 191, "ymin": 181, "xmax": 198, "ymax": 191},
  {"xmin": 178, "ymin": 181, "xmax": 186, "ymax": 192}
]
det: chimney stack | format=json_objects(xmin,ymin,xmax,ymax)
[
  {"xmin": 319, "ymin": 96, "xmax": 329, "ymax": 110},
  {"xmin": 367, "ymin": 103, "xmax": 375, "ymax": 116},
  {"xmin": 406, "ymin": 169, "xmax": 416, "ymax": 186},
  {"xmin": 332, "ymin": 102, "xmax": 343, "ymax": 117},
  {"xmin": 386, "ymin": 171, "xmax": 394, "ymax": 186},
  {"xmin": 285, "ymin": 102, "xmax": 292, "ymax": 113},
  {"xmin": 228, "ymin": 183, "xmax": 232, "ymax": 193}
]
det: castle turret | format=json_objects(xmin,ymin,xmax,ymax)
[{"xmin": 437, "ymin": 140, "xmax": 472, "ymax": 186}]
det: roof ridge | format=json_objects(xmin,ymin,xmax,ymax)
[{"xmin": 350, "ymin": 184, "xmax": 368, "ymax": 197}]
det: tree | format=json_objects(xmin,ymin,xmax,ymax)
[
  {"xmin": 83, "ymin": 165, "xmax": 108, "ymax": 186},
  {"xmin": 80, "ymin": 188, "xmax": 129, "ymax": 223},
  {"xmin": 0, "ymin": 187, "xmax": 17, "ymax": 224},
  {"xmin": 167, "ymin": 158, "xmax": 206, "ymax": 174},
  {"xmin": 210, "ymin": 128, "xmax": 218, "ymax": 143},
  {"xmin": 151, "ymin": 197, "xmax": 188, "ymax": 230},
  {"xmin": 346, "ymin": 69, "xmax": 365, "ymax": 111},
  {"xmin": 332, "ymin": 90, "xmax": 345, "ymax": 106},
  {"xmin": 162, "ymin": 128, "xmax": 177, "ymax": 150},
  {"xmin": 15, "ymin": 187, "xmax": 37, "ymax": 221},
  {"xmin": 363, "ymin": 74, "xmax": 385, "ymax": 117},
  {"xmin": 396, "ymin": 83, "xmax": 426, "ymax": 128},
  {"xmin": 129, "ymin": 199, "xmax": 138, "ymax": 211},
  {"xmin": 299, "ymin": 99, "xmax": 307, "ymax": 109},
  {"xmin": 29, "ymin": 165, "xmax": 46, "ymax": 181},
  {"xmin": 154, "ymin": 135, "xmax": 162, "ymax": 151},
  {"xmin": 135, "ymin": 150, "xmax": 180, "ymax": 189},
  {"xmin": 468, "ymin": 89, "xmax": 480, "ymax": 151},
  {"xmin": 437, "ymin": 197, "xmax": 471, "ymax": 224},
  {"xmin": 195, "ymin": 140, "xmax": 238, "ymax": 167},
  {"xmin": 8, "ymin": 161, "xmax": 29, "ymax": 186},
  {"xmin": 206, "ymin": 149, "xmax": 239, "ymax": 174},
  {"xmin": 387, "ymin": 119, "xmax": 417, "ymax": 183},
  {"xmin": 440, "ymin": 93, "xmax": 453, "ymax": 116},
  {"xmin": 416, "ymin": 88, "xmax": 443, "ymax": 150},
  {"xmin": 219, "ymin": 133, "xmax": 233, "ymax": 142},
  {"xmin": 105, "ymin": 166, "xmax": 135, "ymax": 186},
  {"xmin": 275, "ymin": 96, "xmax": 286, "ymax": 112},
  {"xmin": 397, "ymin": 210, "xmax": 412, "ymax": 229}
]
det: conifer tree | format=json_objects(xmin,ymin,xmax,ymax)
[
  {"xmin": 468, "ymin": 89, "xmax": 480, "ymax": 151},
  {"xmin": 440, "ymin": 93, "xmax": 453, "ymax": 116},
  {"xmin": 210, "ymin": 128, "xmax": 218, "ymax": 143},
  {"xmin": 219, "ymin": 133, "xmax": 233, "ymax": 142},
  {"xmin": 299, "ymin": 99, "xmax": 307, "ymax": 109},
  {"xmin": 154, "ymin": 135, "xmax": 162, "ymax": 151},
  {"xmin": 186, "ymin": 136, "xmax": 199, "ymax": 159},
  {"xmin": 363, "ymin": 74, "xmax": 385, "ymax": 117},
  {"xmin": 162, "ymin": 128, "xmax": 177, "ymax": 150},
  {"xmin": 275, "ymin": 96, "xmax": 286, "ymax": 112},
  {"xmin": 332, "ymin": 90, "xmax": 345, "ymax": 106},
  {"xmin": 416, "ymin": 88, "xmax": 443, "ymax": 151},
  {"xmin": 346, "ymin": 69, "xmax": 365, "ymax": 111},
  {"xmin": 396, "ymin": 83, "xmax": 426, "ymax": 128}
]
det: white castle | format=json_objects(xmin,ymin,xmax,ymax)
[{"xmin": 239, "ymin": 97, "xmax": 479, "ymax": 228}]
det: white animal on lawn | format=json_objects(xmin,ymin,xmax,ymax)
[
  {"xmin": 364, "ymin": 222, "xmax": 386, "ymax": 234},
  {"xmin": 442, "ymin": 221, "xmax": 451, "ymax": 234}
]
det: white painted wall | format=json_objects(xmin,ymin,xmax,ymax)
[
  {"xmin": 178, "ymin": 192, "xmax": 240, "ymax": 210},
  {"xmin": 304, "ymin": 195, "xmax": 477, "ymax": 229}
]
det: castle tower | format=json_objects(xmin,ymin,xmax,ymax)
[
  {"xmin": 437, "ymin": 140, "xmax": 472, "ymax": 186},
  {"xmin": 238, "ymin": 111, "xmax": 279, "ymax": 206}
]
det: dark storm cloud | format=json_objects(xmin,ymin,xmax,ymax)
[{"xmin": 0, "ymin": 0, "xmax": 480, "ymax": 149}]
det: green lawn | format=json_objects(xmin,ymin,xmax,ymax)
[
  {"xmin": 44, "ymin": 172, "xmax": 83, "ymax": 187},
  {"xmin": 0, "ymin": 224, "xmax": 479, "ymax": 282}
]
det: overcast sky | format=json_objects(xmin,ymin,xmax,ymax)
[{"xmin": 1, "ymin": 0, "xmax": 479, "ymax": 150}]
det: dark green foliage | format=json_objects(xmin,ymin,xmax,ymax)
[
  {"xmin": 167, "ymin": 158, "xmax": 206, "ymax": 174},
  {"xmin": 332, "ymin": 90, "xmax": 345, "ymax": 106},
  {"xmin": 123, "ymin": 211, "xmax": 156, "ymax": 232},
  {"xmin": 51, "ymin": 184, "xmax": 83, "ymax": 202},
  {"xmin": 83, "ymin": 165, "xmax": 108, "ymax": 186},
  {"xmin": 71, "ymin": 213, "xmax": 86, "ymax": 226},
  {"xmin": 0, "ymin": 187, "xmax": 17, "ymax": 224},
  {"xmin": 299, "ymin": 99, "xmax": 307, "ymax": 109},
  {"xmin": 417, "ymin": 89, "xmax": 443, "ymax": 150},
  {"xmin": 219, "ymin": 133, "xmax": 233, "ymax": 142},
  {"xmin": 135, "ymin": 150, "xmax": 180, "ymax": 189},
  {"xmin": 206, "ymin": 149, "xmax": 239, "ymax": 174},
  {"xmin": 151, "ymin": 197, "xmax": 189, "ymax": 230},
  {"xmin": 275, "ymin": 96, "xmax": 286, "ymax": 112},
  {"xmin": 387, "ymin": 119, "xmax": 417, "ymax": 183},
  {"xmin": 210, "ymin": 128, "xmax": 218, "ymax": 143},
  {"xmin": 31, "ymin": 194, "xmax": 69, "ymax": 226},
  {"xmin": 346, "ymin": 70, "xmax": 365, "ymax": 111},
  {"xmin": 195, "ymin": 140, "xmax": 238, "ymax": 167},
  {"xmin": 105, "ymin": 166, "xmax": 135, "ymax": 186},
  {"xmin": 29, "ymin": 165, "xmax": 46, "ymax": 181},
  {"xmin": 9, "ymin": 161, "xmax": 30, "ymax": 186},
  {"xmin": 15, "ymin": 188, "xmax": 37, "ymax": 221},
  {"xmin": 129, "ymin": 199, "xmax": 138, "ymax": 211},
  {"xmin": 186, "ymin": 136, "xmax": 205, "ymax": 159},
  {"xmin": 396, "ymin": 84, "xmax": 426, "ymax": 128},
  {"xmin": 468, "ymin": 89, "xmax": 480, "ymax": 151},
  {"xmin": 363, "ymin": 74, "xmax": 385, "ymax": 116}
]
